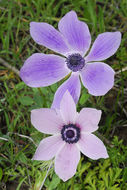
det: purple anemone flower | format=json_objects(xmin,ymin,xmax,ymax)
[
  {"xmin": 20, "ymin": 11, "xmax": 121, "ymax": 109},
  {"xmin": 31, "ymin": 91, "xmax": 108, "ymax": 181}
]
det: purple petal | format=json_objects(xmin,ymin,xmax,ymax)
[
  {"xmin": 60, "ymin": 91, "xmax": 77, "ymax": 124},
  {"xmin": 31, "ymin": 108, "xmax": 64, "ymax": 134},
  {"xmin": 58, "ymin": 11, "xmax": 91, "ymax": 56},
  {"xmin": 51, "ymin": 74, "xmax": 81, "ymax": 109},
  {"xmin": 80, "ymin": 62, "xmax": 115, "ymax": 96},
  {"xmin": 76, "ymin": 108, "xmax": 102, "ymax": 132},
  {"xmin": 85, "ymin": 32, "xmax": 121, "ymax": 62},
  {"xmin": 33, "ymin": 135, "xmax": 64, "ymax": 160},
  {"xmin": 20, "ymin": 53, "xmax": 70, "ymax": 87},
  {"xmin": 77, "ymin": 133, "xmax": 108, "ymax": 160},
  {"xmin": 55, "ymin": 144, "xmax": 80, "ymax": 181},
  {"xmin": 30, "ymin": 22, "xmax": 70, "ymax": 55}
]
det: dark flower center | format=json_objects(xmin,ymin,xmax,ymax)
[
  {"xmin": 61, "ymin": 124, "xmax": 80, "ymax": 144},
  {"xmin": 66, "ymin": 53, "xmax": 85, "ymax": 72},
  {"xmin": 66, "ymin": 130, "xmax": 75, "ymax": 138}
]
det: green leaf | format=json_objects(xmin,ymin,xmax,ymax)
[
  {"xmin": 87, "ymin": 0, "xmax": 97, "ymax": 32},
  {"xmin": 33, "ymin": 93, "xmax": 43, "ymax": 107},
  {"xmin": 79, "ymin": 93, "xmax": 90, "ymax": 104},
  {"xmin": 19, "ymin": 96, "xmax": 34, "ymax": 106},
  {"xmin": 16, "ymin": 176, "xmax": 27, "ymax": 190},
  {"xmin": 18, "ymin": 152, "xmax": 27, "ymax": 164},
  {"xmin": 48, "ymin": 174, "xmax": 60, "ymax": 190},
  {"xmin": 0, "ymin": 167, "xmax": 3, "ymax": 181},
  {"xmin": 14, "ymin": 82, "xmax": 26, "ymax": 90}
]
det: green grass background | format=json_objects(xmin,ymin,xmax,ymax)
[{"xmin": 0, "ymin": 0, "xmax": 127, "ymax": 189}]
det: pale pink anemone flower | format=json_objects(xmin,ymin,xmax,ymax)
[{"xmin": 31, "ymin": 91, "xmax": 108, "ymax": 181}]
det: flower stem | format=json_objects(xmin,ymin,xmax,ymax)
[
  {"xmin": 70, "ymin": 176, "xmax": 74, "ymax": 190},
  {"xmin": 39, "ymin": 161, "xmax": 53, "ymax": 190}
]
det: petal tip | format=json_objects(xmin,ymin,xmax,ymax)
[
  {"xmin": 63, "ymin": 90, "xmax": 71, "ymax": 99},
  {"xmin": 32, "ymin": 154, "xmax": 38, "ymax": 161},
  {"xmin": 31, "ymin": 156, "xmax": 35, "ymax": 161},
  {"xmin": 60, "ymin": 90, "xmax": 76, "ymax": 111},
  {"xmin": 20, "ymin": 66, "xmax": 30, "ymax": 86},
  {"xmin": 104, "ymin": 154, "xmax": 109, "ymax": 159},
  {"xmin": 98, "ymin": 110, "xmax": 102, "ymax": 116},
  {"xmin": 30, "ymin": 21, "xmax": 37, "ymax": 27},
  {"xmin": 116, "ymin": 31, "xmax": 121, "ymax": 37},
  {"xmin": 96, "ymin": 147, "xmax": 109, "ymax": 160},
  {"xmin": 93, "ymin": 154, "xmax": 109, "ymax": 160},
  {"xmin": 114, "ymin": 31, "xmax": 122, "ymax": 44},
  {"xmin": 64, "ymin": 10, "xmax": 77, "ymax": 17},
  {"xmin": 55, "ymin": 167, "xmax": 76, "ymax": 182},
  {"xmin": 30, "ymin": 22, "xmax": 38, "ymax": 32},
  {"xmin": 101, "ymin": 151, "xmax": 109, "ymax": 159},
  {"xmin": 58, "ymin": 175, "xmax": 70, "ymax": 182}
]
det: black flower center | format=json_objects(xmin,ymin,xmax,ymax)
[
  {"xmin": 66, "ymin": 53, "xmax": 85, "ymax": 72},
  {"xmin": 66, "ymin": 130, "xmax": 75, "ymax": 138},
  {"xmin": 61, "ymin": 124, "xmax": 80, "ymax": 144}
]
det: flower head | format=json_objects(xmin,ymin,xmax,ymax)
[
  {"xmin": 20, "ymin": 11, "xmax": 121, "ymax": 109},
  {"xmin": 31, "ymin": 91, "xmax": 108, "ymax": 181}
]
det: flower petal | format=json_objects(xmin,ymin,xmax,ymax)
[
  {"xmin": 76, "ymin": 108, "xmax": 102, "ymax": 132},
  {"xmin": 80, "ymin": 62, "xmax": 115, "ymax": 96},
  {"xmin": 55, "ymin": 144, "xmax": 80, "ymax": 181},
  {"xmin": 60, "ymin": 91, "xmax": 77, "ymax": 124},
  {"xmin": 31, "ymin": 108, "xmax": 64, "ymax": 134},
  {"xmin": 33, "ymin": 135, "xmax": 64, "ymax": 160},
  {"xmin": 85, "ymin": 32, "xmax": 121, "ymax": 62},
  {"xmin": 20, "ymin": 53, "xmax": 70, "ymax": 87},
  {"xmin": 58, "ymin": 11, "xmax": 91, "ymax": 56},
  {"xmin": 30, "ymin": 22, "xmax": 70, "ymax": 55},
  {"xmin": 51, "ymin": 74, "xmax": 81, "ymax": 109},
  {"xmin": 77, "ymin": 133, "xmax": 108, "ymax": 160}
]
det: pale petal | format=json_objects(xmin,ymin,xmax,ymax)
[
  {"xmin": 30, "ymin": 22, "xmax": 70, "ymax": 55},
  {"xmin": 58, "ymin": 11, "xmax": 91, "ymax": 55},
  {"xmin": 80, "ymin": 62, "xmax": 115, "ymax": 96},
  {"xmin": 33, "ymin": 135, "xmax": 64, "ymax": 160},
  {"xmin": 55, "ymin": 144, "xmax": 80, "ymax": 181},
  {"xmin": 20, "ymin": 53, "xmax": 70, "ymax": 87},
  {"xmin": 85, "ymin": 32, "xmax": 121, "ymax": 62},
  {"xmin": 31, "ymin": 108, "xmax": 64, "ymax": 134},
  {"xmin": 60, "ymin": 91, "xmax": 77, "ymax": 124},
  {"xmin": 52, "ymin": 74, "xmax": 81, "ymax": 109},
  {"xmin": 76, "ymin": 108, "xmax": 102, "ymax": 132},
  {"xmin": 77, "ymin": 133, "xmax": 108, "ymax": 160}
]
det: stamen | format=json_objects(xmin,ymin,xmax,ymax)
[
  {"xmin": 66, "ymin": 53, "xmax": 85, "ymax": 72},
  {"xmin": 61, "ymin": 124, "xmax": 80, "ymax": 144},
  {"xmin": 66, "ymin": 130, "xmax": 75, "ymax": 138}
]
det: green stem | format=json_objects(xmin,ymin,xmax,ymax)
[
  {"xmin": 38, "ymin": 88, "xmax": 47, "ymax": 107},
  {"xmin": 70, "ymin": 176, "xmax": 74, "ymax": 190}
]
